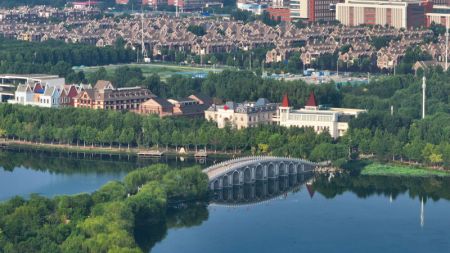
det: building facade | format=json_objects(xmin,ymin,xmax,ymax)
[
  {"xmin": 138, "ymin": 94, "xmax": 212, "ymax": 117},
  {"xmin": 4, "ymin": 74, "xmax": 70, "ymax": 108},
  {"xmin": 267, "ymin": 7, "xmax": 292, "ymax": 22},
  {"xmin": 277, "ymin": 93, "xmax": 366, "ymax": 138},
  {"xmin": 426, "ymin": 5, "xmax": 450, "ymax": 27},
  {"xmin": 8, "ymin": 82, "xmax": 85, "ymax": 108},
  {"xmin": 433, "ymin": 0, "xmax": 450, "ymax": 6},
  {"xmin": 336, "ymin": 0, "xmax": 427, "ymax": 29},
  {"xmin": 74, "ymin": 80, "xmax": 154, "ymax": 110},
  {"xmin": 205, "ymin": 98, "xmax": 278, "ymax": 129},
  {"xmin": 290, "ymin": 0, "xmax": 339, "ymax": 21}
]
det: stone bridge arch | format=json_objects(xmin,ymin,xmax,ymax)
[{"xmin": 204, "ymin": 156, "xmax": 320, "ymax": 190}]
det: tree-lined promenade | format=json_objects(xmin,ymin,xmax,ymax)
[{"xmin": 0, "ymin": 103, "xmax": 342, "ymax": 160}]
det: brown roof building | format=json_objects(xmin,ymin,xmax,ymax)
[
  {"xmin": 137, "ymin": 93, "xmax": 212, "ymax": 117},
  {"xmin": 74, "ymin": 80, "xmax": 155, "ymax": 110}
]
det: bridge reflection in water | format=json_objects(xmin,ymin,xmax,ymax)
[{"xmin": 211, "ymin": 172, "xmax": 314, "ymax": 207}]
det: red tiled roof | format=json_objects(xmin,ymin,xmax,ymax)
[
  {"xmin": 282, "ymin": 93, "xmax": 289, "ymax": 107},
  {"xmin": 306, "ymin": 91, "xmax": 317, "ymax": 107}
]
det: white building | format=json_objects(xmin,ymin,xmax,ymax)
[
  {"xmin": 4, "ymin": 74, "xmax": 65, "ymax": 107},
  {"xmin": 277, "ymin": 92, "xmax": 366, "ymax": 138},
  {"xmin": 237, "ymin": 1, "xmax": 268, "ymax": 15},
  {"xmin": 0, "ymin": 74, "xmax": 65, "ymax": 102},
  {"xmin": 205, "ymin": 98, "xmax": 278, "ymax": 129},
  {"xmin": 39, "ymin": 86, "xmax": 61, "ymax": 108}
]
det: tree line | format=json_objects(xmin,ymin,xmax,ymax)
[
  {"xmin": 340, "ymin": 69, "xmax": 450, "ymax": 167},
  {"xmin": 0, "ymin": 38, "xmax": 135, "ymax": 83},
  {"xmin": 87, "ymin": 68, "xmax": 341, "ymax": 107},
  {"xmin": 0, "ymin": 103, "xmax": 344, "ymax": 162}
]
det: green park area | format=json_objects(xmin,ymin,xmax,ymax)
[
  {"xmin": 361, "ymin": 163, "xmax": 450, "ymax": 177},
  {"xmin": 76, "ymin": 63, "xmax": 224, "ymax": 81}
]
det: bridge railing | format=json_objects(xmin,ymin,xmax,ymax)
[
  {"xmin": 205, "ymin": 156, "xmax": 319, "ymax": 181},
  {"xmin": 204, "ymin": 156, "xmax": 319, "ymax": 174}
]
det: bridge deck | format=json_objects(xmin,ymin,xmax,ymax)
[{"xmin": 203, "ymin": 156, "xmax": 318, "ymax": 182}]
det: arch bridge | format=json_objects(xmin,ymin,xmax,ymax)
[{"xmin": 203, "ymin": 156, "xmax": 319, "ymax": 190}]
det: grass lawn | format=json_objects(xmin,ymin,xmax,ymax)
[
  {"xmin": 361, "ymin": 163, "xmax": 450, "ymax": 177},
  {"xmin": 76, "ymin": 63, "xmax": 226, "ymax": 81}
]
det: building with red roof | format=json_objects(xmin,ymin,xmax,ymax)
[{"xmin": 277, "ymin": 92, "xmax": 366, "ymax": 138}]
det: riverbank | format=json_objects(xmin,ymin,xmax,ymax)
[
  {"xmin": 0, "ymin": 139, "xmax": 237, "ymax": 159},
  {"xmin": 361, "ymin": 163, "xmax": 450, "ymax": 177}
]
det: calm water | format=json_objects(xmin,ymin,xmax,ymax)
[
  {"xmin": 0, "ymin": 149, "xmax": 217, "ymax": 201},
  {"xmin": 151, "ymin": 175, "xmax": 450, "ymax": 253},
  {"xmin": 1, "ymin": 149, "xmax": 450, "ymax": 253}
]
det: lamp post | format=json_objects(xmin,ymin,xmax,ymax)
[
  {"xmin": 422, "ymin": 76, "xmax": 426, "ymax": 119},
  {"xmin": 336, "ymin": 59, "xmax": 339, "ymax": 76},
  {"xmin": 446, "ymin": 17, "xmax": 449, "ymax": 72}
]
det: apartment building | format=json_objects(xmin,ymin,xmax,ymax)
[
  {"xmin": 336, "ymin": 0, "xmax": 427, "ymax": 29},
  {"xmin": 290, "ymin": 0, "xmax": 339, "ymax": 22}
]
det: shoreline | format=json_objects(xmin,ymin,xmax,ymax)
[
  {"xmin": 360, "ymin": 162, "xmax": 450, "ymax": 177},
  {"xmin": 0, "ymin": 139, "xmax": 237, "ymax": 159}
]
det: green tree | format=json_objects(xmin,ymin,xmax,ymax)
[{"xmin": 119, "ymin": 128, "xmax": 135, "ymax": 149}]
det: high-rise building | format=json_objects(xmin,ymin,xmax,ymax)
[
  {"xmin": 426, "ymin": 5, "xmax": 450, "ymax": 27},
  {"xmin": 433, "ymin": 0, "xmax": 450, "ymax": 6},
  {"xmin": 290, "ymin": 0, "xmax": 339, "ymax": 22},
  {"xmin": 144, "ymin": 0, "xmax": 168, "ymax": 8},
  {"xmin": 336, "ymin": 0, "xmax": 427, "ymax": 29},
  {"xmin": 115, "ymin": 0, "xmax": 129, "ymax": 4},
  {"xmin": 168, "ymin": 0, "xmax": 211, "ymax": 10}
]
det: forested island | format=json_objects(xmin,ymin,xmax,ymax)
[{"xmin": 0, "ymin": 164, "xmax": 208, "ymax": 252}]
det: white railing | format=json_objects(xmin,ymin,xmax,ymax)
[{"xmin": 204, "ymin": 156, "xmax": 319, "ymax": 181}]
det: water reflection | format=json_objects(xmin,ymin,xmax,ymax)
[
  {"xmin": 211, "ymin": 173, "xmax": 314, "ymax": 206},
  {"xmin": 136, "ymin": 204, "xmax": 210, "ymax": 253},
  {"xmin": 147, "ymin": 173, "xmax": 450, "ymax": 253},
  {"xmin": 0, "ymin": 149, "xmax": 220, "ymax": 174},
  {"xmin": 313, "ymin": 174, "xmax": 450, "ymax": 202},
  {"xmin": 313, "ymin": 174, "xmax": 450, "ymax": 230}
]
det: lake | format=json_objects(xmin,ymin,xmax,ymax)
[
  {"xmin": 0, "ymin": 149, "xmax": 219, "ymax": 201},
  {"xmin": 1, "ymin": 150, "xmax": 449, "ymax": 253},
  {"xmin": 150, "ymin": 175, "xmax": 450, "ymax": 253}
]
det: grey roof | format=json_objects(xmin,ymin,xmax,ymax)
[
  {"xmin": 43, "ymin": 86, "xmax": 55, "ymax": 96},
  {"xmin": 151, "ymin": 97, "xmax": 174, "ymax": 108},
  {"xmin": 225, "ymin": 101, "xmax": 237, "ymax": 110},
  {"xmin": 16, "ymin": 84, "xmax": 29, "ymax": 92},
  {"xmin": 94, "ymin": 80, "xmax": 113, "ymax": 90},
  {"xmin": 189, "ymin": 93, "xmax": 213, "ymax": 106},
  {"xmin": 255, "ymin": 98, "xmax": 270, "ymax": 106}
]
